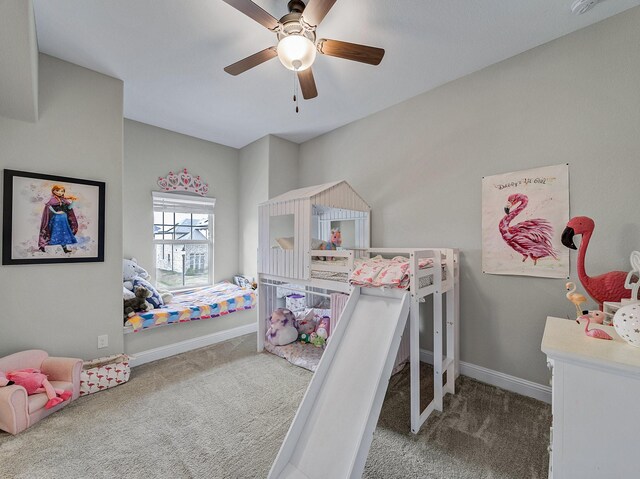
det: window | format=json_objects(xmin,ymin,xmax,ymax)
[{"xmin": 152, "ymin": 192, "xmax": 215, "ymax": 291}]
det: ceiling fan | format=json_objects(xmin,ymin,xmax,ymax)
[{"xmin": 222, "ymin": 0, "xmax": 385, "ymax": 105}]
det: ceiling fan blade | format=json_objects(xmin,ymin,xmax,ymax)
[
  {"xmin": 221, "ymin": 0, "xmax": 279, "ymax": 30},
  {"xmin": 317, "ymin": 39, "xmax": 385, "ymax": 65},
  {"xmin": 224, "ymin": 47, "xmax": 278, "ymax": 76},
  {"xmin": 297, "ymin": 68, "xmax": 318, "ymax": 99},
  {"xmin": 301, "ymin": 0, "xmax": 336, "ymax": 28}
]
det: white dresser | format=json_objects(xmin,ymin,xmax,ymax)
[{"xmin": 541, "ymin": 316, "xmax": 640, "ymax": 479}]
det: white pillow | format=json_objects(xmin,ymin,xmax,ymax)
[
  {"xmin": 276, "ymin": 237, "xmax": 295, "ymax": 250},
  {"xmin": 311, "ymin": 238, "xmax": 326, "ymax": 250},
  {"xmin": 275, "ymin": 237, "xmax": 327, "ymax": 250}
]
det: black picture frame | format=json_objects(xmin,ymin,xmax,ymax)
[{"xmin": 2, "ymin": 169, "xmax": 105, "ymax": 265}]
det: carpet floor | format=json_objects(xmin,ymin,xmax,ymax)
[{"xmin": 0, "ymin": 334, "xmax": 551, "ymax": 478}]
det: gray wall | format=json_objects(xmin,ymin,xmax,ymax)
[
  {"xmin": 0, "ymin": 54, "xmax": 124, "ymax": 359},
  {"xmin": 269, "ymin": 136, "xmax": 299, "ymax": 199},
  {"xmin": 0, "ymin": 0, "xmax": 38, "ymax": 122},
  {"xmin": 238, "ymin": 136, "xmax": 269, "ymax": 280},
  {"xmin": 238, "ymin": 135, "xmax": 299, "ymax": 279},
  {"xmin": 297, "ymin": 9, "xmax": 640, "ymax": 385},
  {"xmin": 123, "ymin": 119, "xmax": 252, "ymax": 353}
]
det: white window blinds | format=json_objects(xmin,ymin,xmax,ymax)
[{"xmin": 152, "ymin": 191, "xmax": 216, "ymax": 214}]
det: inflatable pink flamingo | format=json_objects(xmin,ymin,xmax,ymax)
[
  {"xmin": 499, "ymin": 193, "xmax": 558, "ymax": 265},
  {"xmin": 562, "ymin": 216, "xmax": 635, "ymax": 309}
]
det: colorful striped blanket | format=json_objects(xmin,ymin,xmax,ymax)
[{"xmin": 124, "ymin": 282, "xmax": 256, "ymax": 332}]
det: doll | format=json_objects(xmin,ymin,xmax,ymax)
[{"xmin": 39, "ymin": 184, "xmax": 78, "ymax": 254}]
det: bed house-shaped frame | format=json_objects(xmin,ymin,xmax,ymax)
[{"xmin": 257, "ymin": 180, "xmax": 371, "ymax": 286}]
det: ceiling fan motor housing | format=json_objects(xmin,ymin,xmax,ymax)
[
  {"xmin": 277, "ymin": 12, "xmax": 315, "ymax": 43},
  {"xmin": 571, "ymin": 0, "xmax": 599, "ymax": 14},
  {"xmin": 287, "ymin": 0, "xmax": 306, "ymax": 14}
]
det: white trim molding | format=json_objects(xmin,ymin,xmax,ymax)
[
  {"xmin": 420, "ymin": 349, "xmax": 551, "ymax": 404},
  {"xmin": 129, "ymin": 322, "xmax": 257, "ymax": 368}
]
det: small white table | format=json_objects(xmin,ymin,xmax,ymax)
[{"xmin": 541, "ymin": 316, "xmax": 640, "ymax": 479}]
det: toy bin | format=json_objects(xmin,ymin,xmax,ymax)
[
  {"xmin": 80, "ymin": 354, "xmax": 131, "ymax": 396},
  {"xmin": 285, "ymin": 293, "xmax": 306, "ymax": 312}
]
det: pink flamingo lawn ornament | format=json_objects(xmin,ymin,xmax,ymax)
[
  {"xmin": 499, "ymin": 193, "xmax": 558, "ymax": 265},
  {"xmin": 566, "ymin": 282, "xmax": 587, "ymax": 318},
  {"xmin": 562, "ymin": 216, "xmax": 636, "ymax": 309},
  {"xmin": 576, "ymin": 312, "xmax": 613, "ymax": 340}
]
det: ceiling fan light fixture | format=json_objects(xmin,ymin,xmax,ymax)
[{"xmin": 277, "ymin": 34, "xmax": 316, "ymax": 71}]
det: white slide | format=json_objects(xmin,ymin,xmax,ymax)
[{"xmin": 269, "ymin": 287, "xmax": 410, "ymax": 479}]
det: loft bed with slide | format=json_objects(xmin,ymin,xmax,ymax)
[{"xmin": 257, "ymin": 181, "xmax": 460, "ymax": 479}]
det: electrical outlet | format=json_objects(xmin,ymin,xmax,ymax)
[{"xmin": 97, "ymin": 334, "xmax": 109, "ymax": 349}]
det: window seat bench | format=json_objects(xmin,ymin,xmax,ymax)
[{"xmin": 124, "ymin": 282, "xmax": 256, "ymax": 333}]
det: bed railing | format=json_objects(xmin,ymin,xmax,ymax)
[
  {"xmin": 364, "ymin": 247, "xmax": 457, "ymax": 297},
  {"xmin": 309, "ymin": 249, "xmax": 354, "ymax": 274}
]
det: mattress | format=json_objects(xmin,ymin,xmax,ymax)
[
  {"xmin": 310, "ymin": 270, "xmax": 349, "ymax": 282},
  {"xmin": 124, "ymin": 282, "xmax": 256, "ymax": 332},
  {"xmin": 311, "ymin": 258, "xmax": 349, "ymax": 266},
  {"xmin": 311, "ymin": 259, "xmax": 446, "ymax": 288},
  {"xmin": 265, "ymin": 341, "xmax": 324, "ymax": 372}
]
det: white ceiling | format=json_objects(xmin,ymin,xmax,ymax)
[{"xmin": 33, "ymin": 0, "xmax": 640, "ymax": 149}]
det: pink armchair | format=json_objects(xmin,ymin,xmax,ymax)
[{"xmin": 0, "ymin": 350, "xmax": 82, "ymax": 435}]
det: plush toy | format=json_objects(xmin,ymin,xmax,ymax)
[
  {"xmin": 158, "ymin": 289, "xmax": 173, "ymax": 304},
  {"xmin": 299, "ymin": 332, "xmax": 326, "ymax": 348},
  {"xmin": 317, "ymin": 228, "xmax": 342, "ymax": 261},
  {"xmin": 296, "ymin": 310, "xmax": 317, "ymax": 335},
  {"xmin": 266, "ymin": 308, "xmax": 298, "ymax": 346},
  {"xmin": 123, "ymin": 285, "xmax": 153, "ymax": 321},
  {"xmin": 309, "ymin": 332, "xmax": 326, "ymax": 348},
  {"xmin": 123, "ymin": 286, "xmax": 136, "ymax": 301},
  {"xmin": 315, "ymin": 316, "xmax": 331, "ymax": 339},
  {"xmin": 6, "ymin": 369, "xmax": 72, "ymax": 409},
  {"xmin": 0, "ymin": 371, "xmax": 14, "ymax": 387},
  {"xmin": 123, "ymin": 258, "xmax": 149, "ymax": 291}
]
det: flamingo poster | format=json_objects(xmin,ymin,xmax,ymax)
[{"xmin": 482, "ymin": 164, "xmax": 569, "ymax": 278}]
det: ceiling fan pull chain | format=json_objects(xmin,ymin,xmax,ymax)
[
  {"xmin": 293, "ymin": 68, "xmax": 300, "ymax": 113},
  {"xmin": 293, "ymin": 69, "xmax": 297, "ymax": 103}
]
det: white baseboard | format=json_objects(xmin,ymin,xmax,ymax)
[
  {"xmin": 129, "ymin": 322, "xmax": 257, "ymax": 368},
  {"xmin": 420, "ymin": 349, "xmax": 551, "ymax": 404}
]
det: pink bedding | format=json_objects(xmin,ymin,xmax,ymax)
[{"xmin": 349, "ymin": 255, "xmax": 434, "ymax": 289}]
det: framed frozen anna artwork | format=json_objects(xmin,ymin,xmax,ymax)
[{"xmin": 2, "ymin": 169, "xmax": 105, "ymax": 265}]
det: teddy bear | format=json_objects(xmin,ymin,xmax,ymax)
[
  {"xmin": 5, "ymin": 369, "xmax": 72, "ymax": 409},
  {"xmin": 123, "ymin": 285, "xmax": 153, "ymax": 322},
  {"xmin": 266, "ymin": 308, "xmax": 298, "ymax": 346}
]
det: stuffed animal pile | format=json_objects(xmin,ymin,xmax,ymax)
[
  {"xmin": 265, "ymin": 308, "xmax": 331, "ymax": 348},
  {"xmin": 122, "ymin": 258, "xmax": 173, "ymax": 322}
]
